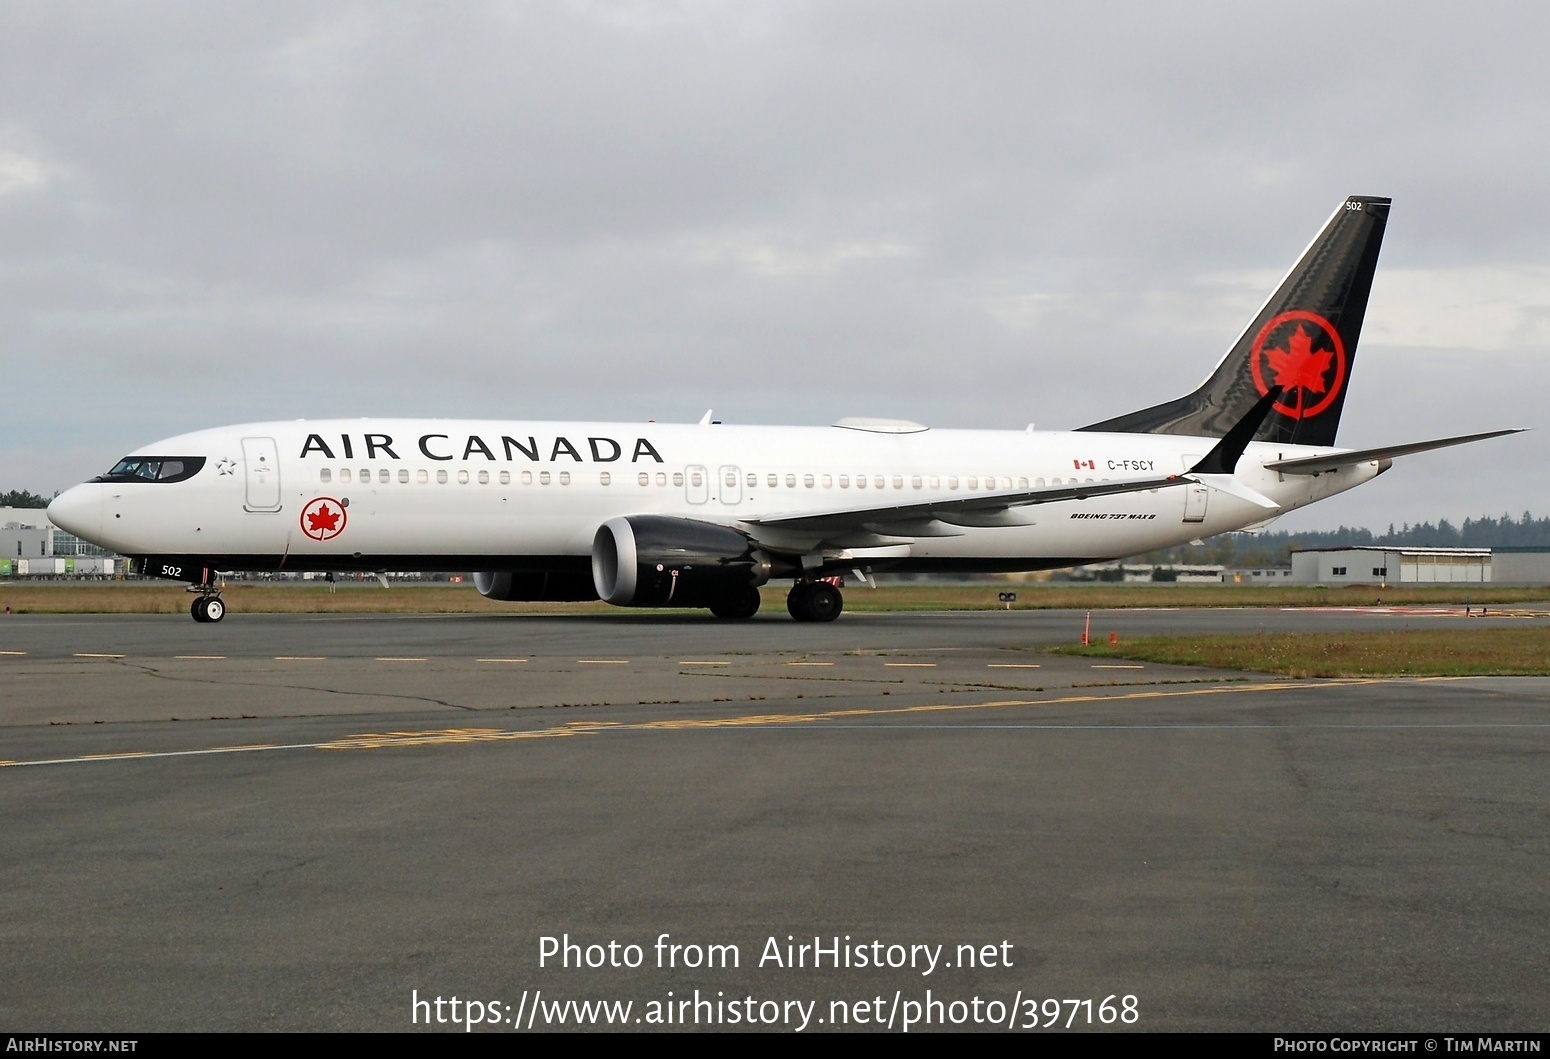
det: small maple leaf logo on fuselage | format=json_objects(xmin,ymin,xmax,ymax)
[
  {"xmin": 1249, "ymin": 311, "xmax": 1347, "ymax": 419},
  {"xmin": 300, "ymin": 497, "xmax": 347, "ymax": 541}
]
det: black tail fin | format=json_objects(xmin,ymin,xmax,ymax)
[{"xmin": 1079, "ymin": 195, "xmax": 1390, "ymax": 446}]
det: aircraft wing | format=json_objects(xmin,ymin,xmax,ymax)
[
  {"xmin": 740, "ymin": 472, "xmax": 1190, "ymax": 535},
  {"xmin": 1263, "ymin": 429, "xmax": 1524, "ymax": 476},
  {"xmin": 743, "ymin": 387, "xmax": 1290, "ymax": 538}
]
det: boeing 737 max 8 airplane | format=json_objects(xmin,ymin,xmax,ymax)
[{"xmin": 47, "ymin": 196, "xmax": 1521, "ymax": 622}]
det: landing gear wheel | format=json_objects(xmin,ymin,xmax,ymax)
[
  {"xmin": 191, "ymin": 596, "xmax": 225, "ymax": 623},
  {"xmin": 709, "ymin": 585, "xmax": 761, "ymax": 620},
  {"xmin": 787, "ymin": 582, "xmax": 843, "ymax": 623}
]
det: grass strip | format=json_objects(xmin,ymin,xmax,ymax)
[{"xmin": 1053, "ymin": 628, "xmax": 1550, "ymax": 677}]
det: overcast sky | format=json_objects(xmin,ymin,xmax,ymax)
[{"xmin": 3, "ymin": 1, "xmax": 1547, "ymax": 531}]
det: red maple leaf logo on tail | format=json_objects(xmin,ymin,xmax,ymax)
[
  {"xmin": 306, "ymin": 505, "xmax": 340, "ymax": 533},
  {"xmin": 1265, "ymin": 324, "xmax": 1334, "ymax": 396}
]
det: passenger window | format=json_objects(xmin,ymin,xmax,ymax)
[
  {"xmin": 691, "ymin": 471, "xmax": 703, "ymax": 487},
  {"xmin": 399, "ymin": 469, "xmax": 410, "ymax": 484},
  {"xmin": 340, "ymin": 468, "xmax": 351, "ymax": 483},
  {"xmin": 600, "ymin": 471, "xmax": 611, "ymax": 486},
  {"xmin": 521, "ymin": 470, "xmax": 532, "ymax": 485},
  {"xmin": 948, "ymin": 477, "xmax": 958, "ymax": 490},
  {"xmin": 1018, "ymin": 477, "xmax": 1028, "ymax": 489},
  {"xmin": 320, "ymin": 468, "xmax": 332, "ymax": 483},
  {"xmin": 559, "ymin": 471, "xmax": 570, "ymax": 485},
  {"xmin": 458, "ymin": 470, "xmax": 470, "ymax": 484},
  {"xmin": 656, "ymin": 472, "xmax": 667, "ymax": 486},
  {"xmin": 478, "ymin": 470, "xmax": 489, "ymax": 484},
  {"xmin": 785, "ymin": 474, "xmax": 796, "ymax": 488},
  {"xmin": 726, "ymin": 472, "xmax": 737, "ymax": 487},
  {"xmin": 417, "ymin": 469, "xmax": 429, "ymax": 484},
  {"xmin": 822, "ymin": 474, "xmax": 832, "ymax": 488},
  {"xmin": 804, "ymin": 474, "xmax": 814, "ymax": 488},
  {"xmin": 892, "ymin": 476, "xmax": 903, "ymax": 489},
  {"xmin": 929, "ymin": 476, "xmax": 939, "ymax": 489},
  {"xmin": 360, "ymin": 468, "xmax": 369, "ymax": 482},
  {"xmin": 499, "ymin": 470, "xmax": 510, "ymax": 485},
  {"xmin": 673, "ymin": 472, "xmax": 683, "ymax": 486},
  {"xmin": 438, "ymin": 469, "xmax": 448, "ymax": 484},
  {"xmin": 874, "ymin": 476, "xmax": 885, "ymax": 489},
  {"xmin": 967, "ymin": 477, "xmax": 978, "ymax": 490},
  {"xmin": 639, "ymin": 472, "xmax": 650, "ymax": 486},
  {"xmin": 767, "ymin": 474, "xmax": 778, "ymax": 488},
  {"xmin": 857, "ymin": 475, "xmax": 867, "ymax": 489},
  {"xmin": 1036, "ymin": 478, "xmax": 1045, "ymax": 487},
  {"xmin": 747, "ymin": 473, "xmax": 757, "ymax": 487},
  {"xmin": 539, "ymin": 471, "xmax": 551, "ymax": 485},
  {"xmin": 839, "ymin": 475, "xmax": 849, "ymax": 488},
  {"xmin": 912, "ymin": 476, "xmax": 922, "ymax": 489},
  {"xmin": 379, "ymin": 469, "xmax": 390, "ymax": 484}
]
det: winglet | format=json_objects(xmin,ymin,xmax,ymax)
[{"xmin": 1189, "ymin": 387, "xmax": 1282, "ymax": 475}]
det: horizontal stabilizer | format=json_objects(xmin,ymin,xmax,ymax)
[{"xmin": 1264, "ymin": 429, "xmax": 1525, "ymax": 475}]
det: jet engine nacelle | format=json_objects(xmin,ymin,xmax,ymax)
[
  {"xmin": 473, "ymin": 570, "xmax": 599, "ymax": 602},
  {"xmin": 591, "ymin": 515, "xmax": 773, "ymax": 607}
]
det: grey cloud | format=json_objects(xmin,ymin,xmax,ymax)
[{"xmin": 2, "ymin": 1, "xmax": 1547, "ymax": 530}]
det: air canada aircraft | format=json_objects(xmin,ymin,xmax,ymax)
[{"xmin": 48, "ymin": 196, "xmax": 1520, "ymax": 623}]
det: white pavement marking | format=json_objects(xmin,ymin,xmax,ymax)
[
  {"xmin": 74, "ymin": 653, "xmax": 124, "ymax": 659},
  {"xmin": 680, "ymin": 661, "xmax": 731, "ymax": 666},
  {"xmin": 0, "ymin": 650, "xmax": 26, "ymax": 656},
  {"xmin": 1092, "ymin": 664, "xmax": 1145, "ymax": 669},
  {"xmin": 175, "ymin": 655, "xmax": 226, "ymax": 660},
  {"xmin": 577, "ymin": 659, "xmax": 629, "ymax": 664},
  {"xmin": 375, "ymin": 657, "xmax": 428, "ymax": 662},
  {"xmin": 275, "ymin": 656, "xmax": 326, "ymax": 660},
  {"xmin": 988, "ymin": 663, "xmax": 1041, "ymax": 668},
  {"xmin": 884, "ymin": 662, "xmax": 936, "ymax": 668},
  {"xmin": 785, "ymin": 662, "xmax": 833, "ymax": 666},
  {"xmin": 477, "ymin": 658, "xmax": 529, "ymax": 663}
]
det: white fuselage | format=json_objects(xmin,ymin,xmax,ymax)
[{"xmin": 49, "ymin": 417, "xmax": 1380, "ymax": 573}]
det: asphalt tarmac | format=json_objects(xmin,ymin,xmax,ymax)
[{"xmin": 2, "ymin": 609, "xmax": 1547, "ymax": 1032}]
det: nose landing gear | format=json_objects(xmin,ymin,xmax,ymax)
[
  {"xmin": 190, "ymin": 594, "xmax": 226, "ymax": 623},
  {"xmin": 787, "ymin": 579, "xmax": 843, "ymax": 623},
  {"xmin": 187, "ymin": 567, "xmax": 226, "ymax": 623}
]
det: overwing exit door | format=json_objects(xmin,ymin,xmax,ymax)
[
  {"xmin": 242, "ymin": 437, "xmax": 283, "ymax": 512},
  {"xmin": 685, "ymin": 465, "xmax": 709, "ymax": 504},
  {"xmin": 719, "ymin": 465, "xmax": 741, "ymax": 505}
]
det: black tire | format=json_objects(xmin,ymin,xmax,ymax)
[
  {"xmin": 190, "ymin": 598, "xmax": 208, "ymax": 623},
  {"xmin": 806, "ymin": 582, "xmax": 843, "ymax": 622},
  {"xmin": 787, "ymin": 583, "xmax": 815, "ymax": 621},
  {"xmin": 709, "ymin": 585, "xmax": 761, "ymax": 620}
]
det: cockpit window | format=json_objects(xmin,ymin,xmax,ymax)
[{"xmin": 93, "ymin": 456, "xmax": 206, "ymax": 484}]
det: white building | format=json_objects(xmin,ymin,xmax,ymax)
[
  {"xmin": 1290, "ymin": 547, "xmax": 1491, "ymax": 585},
  {"xmin": 1, "ymin": 507, "xmax": 119, "ymax": 577},
  {"xmin": 1490, "ymin": 548, "xmax": 1550, "ymax": 585}
]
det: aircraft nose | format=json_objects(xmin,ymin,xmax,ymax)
[{"xmin": 48, "ymin": 484, "xmax": 102, "ymax": 540}]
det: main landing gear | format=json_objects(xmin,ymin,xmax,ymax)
[
  {"xmin": 709, "ymin": 584, "xmax": 762, "ymax": 620},
  {"xmin": 787, "ymin": 579, "xmax": 843, "ymax": 623}
]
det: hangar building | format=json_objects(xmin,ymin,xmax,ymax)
[{"xmin": 1291, "ymin": 547, "xmax": 1492, "ymax": 585}]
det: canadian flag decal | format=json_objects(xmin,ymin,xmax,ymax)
[{"xmin": 1073, "ymin": 459, "xmax": 1096, "ymax": 470}]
